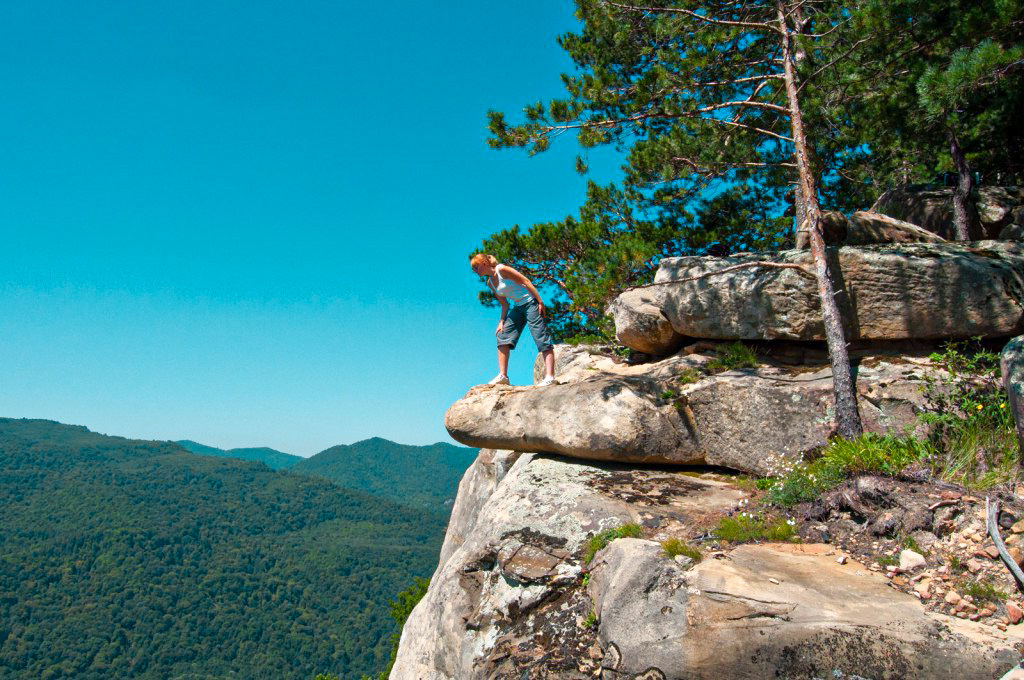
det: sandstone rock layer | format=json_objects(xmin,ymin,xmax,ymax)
[
  {"xmin": 627, "ymin": 242, "xmax": 1024, "ymax": 344},
  {"xmin": 448, "ymin": 355, "xmax": 936, "ymax": 475},
  {"xmin": 590, "ymin": 539, "xmax": 1021, "ymax": 679}
]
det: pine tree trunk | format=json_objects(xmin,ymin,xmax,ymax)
[
  {"xmin": 778, "ymin": 2, "xmax": 863, "ymax": 439},
  {"xmin": 794, "ymin": 183, "xmax": 810, "ymax": 248},
  {"xmin": 949, "ymin": 129, "xmax": 977, "ymax": 241}
]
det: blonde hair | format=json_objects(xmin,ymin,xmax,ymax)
[{"xmin": 470, "ymin": 253, "xmax": 498, "ymax": 268}]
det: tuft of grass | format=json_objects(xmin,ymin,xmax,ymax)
[
  {"xmin": 662, "ymin": 538, "xmax": 702, "ymax": 562},
  {"xmin": 584, "ymin": 609, "xmax": 598, "ymax": 628},
  {"xmin": 765, "ymin": 434, "xmax": 931, "ymax": 507},
  {"xmin": 661, "ymin": 389, "xmax": 678, "ymax": 400},
  {"xmin": 706, "ymin": 341, "xmax": 758, "ymax": 373},
  {"xmin": 876, "ymin": 554, "xmax": 899, "ymax": 567},
  {"xmin": 714, "ymin": 514, "xmax": 797, "ymax": 543},
  {"xmin": 960, "ymin": 578, "xmax": 1008, "ymax": 604},
  {"xmin": 676, "ymin": 367, "xmax": 703, "ymax": 384},
  {"xmin": 898, "ymin": 533, "xmax": 923, "ymax": 554},
  {"xmin": 584, "ymin": 523, "xmax": 643, "ymax": 563}
]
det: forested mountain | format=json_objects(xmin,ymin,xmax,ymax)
[
  {"xmin": 176, "ymin": 439, "xmax": 301, "ymax": 469},
  {"xmin": 0, "ymin": 418, "xmax": 447, "ymax": 679},
  {"xmin": 291, "ymin": 437, "xmax": 478, "ymax": 511}
]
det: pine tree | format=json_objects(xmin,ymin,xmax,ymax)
[{"xmin": 487, "ymin": 0, "xmax": 868, "ymax": 436}]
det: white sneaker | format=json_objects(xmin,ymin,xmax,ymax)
[
  {"xmin": 487, "ymin": 374, "xmax": 510, "ymax": 386},
  {"xmin": 537, "ymin": 376, "xmax": 556, "ymax": 387}
]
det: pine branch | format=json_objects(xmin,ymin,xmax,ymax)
[{"xmin": 603, "ymin": 1, "xmax": 779, "ymax": 32}]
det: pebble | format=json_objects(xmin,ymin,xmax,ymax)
[
  {"xmin": 1012, "ymin": 520, "xmax": 1024, "ymax": 534},
  {"xmin": 966, "ymin": 558, "xmax": 984, "ymax": 574},
  {"xmin": 914, "ymin": 579, "xmax": 932, "ymax": 599},
  {"xmin": 899, "ymin": 549, "xmax": 926, "ymax": 571},
  {"xmin": 1007, "ymin": 602, "xmax": 1024, "ymax": 625},
  {"xmin": 945, "ymin": 591, "xmax": 962, "ymax": 605},
  {"xmin": 836, "ymin": 555, "xmax": 847, "ymax": 565},
  {"xmin": 768, "ymin": 578, "xmax": 780, "ymax": 584}
]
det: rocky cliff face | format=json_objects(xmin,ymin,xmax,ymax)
[
  {"xmin": 393, "ymin": 241, "xmax": 1024, "ymax": 679},
  {"xmin": 392, "ymin": 445, "xmax": 1023, "ymax": 678}
]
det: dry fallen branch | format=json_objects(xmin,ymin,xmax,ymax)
[
  {"xmin": 927, "ymin": 499, "xmax": 959, "ymax": 511},
  {"xmin": 624, "ymin": 261, "xmax": 815, "ymax": 292},
  {"xmin": 987, "ymin": 497, "xmax": 1024, "ymax": 593}
]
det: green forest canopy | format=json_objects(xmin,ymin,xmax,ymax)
[{"xmin": 0, "ymin": 418, "xmax": 454, "ymax": 680}]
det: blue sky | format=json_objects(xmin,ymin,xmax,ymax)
[{"xmin": 0, "ymin": 1, "xmax": 624, "ymax": 455}]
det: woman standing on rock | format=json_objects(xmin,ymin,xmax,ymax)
[{"xmin": 470, "ymin": 254, "xmax": 556, "ymax": 386}]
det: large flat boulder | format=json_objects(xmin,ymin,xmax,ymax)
[
  {"xmin": 445, "ymin": 377, "xmax": 704, "ymax": 465},
  {"xmin": 639, "ymin": 241, "xmax": 1024, "ymax": 343},
  {"xmin": 589, "ymin": 539, "xmax": 1022, "ymax": 679},
  {"xmin": 448, "ymin": 356, "xmax": 938, "ymax": 475}
]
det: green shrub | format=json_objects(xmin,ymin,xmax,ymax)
[
  {"xmin": 961, "ymin": 578, "xmax": 1008, "ymax": 604},
  {"xmin": 876, "ymin": 554, "xmax": 899, "ymax": 567},
  {"xmin": 706, "ymin": 341, "xmax": 758, "ymax": 373},
  {"xmin": 714, "ymin": 514, "xmax": 796, "ymax": 543},
  {"xmin": 676, "ymin": 367, "xmax": 702, "ymax": 384},
  {"xmin": 584, "ymin": 523, "xmax": 643, "ymax": 563},
  {"xmin": 920, "ymin": 340, "xmax": 1021, "ymax": 489},
  {"xmin": 662, "ymin": 538, "xmax": 702, "ymax": 562},
  {"xmin": 765, "ymin": 434, "xmax": 929, "ymax": 507},
  {"xmin": 584, "ymin": 609, "xmax": 598, "ymax": 628}
]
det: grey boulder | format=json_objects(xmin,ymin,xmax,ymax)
[
  {"xmin": 607, "ymin": 287, "xmax": 684, "ymax": 355},
  {"xmin": 644, "ymin": 241, "xmax": 1024, "ymax": 343}
]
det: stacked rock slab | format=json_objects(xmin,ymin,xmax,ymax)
[
  {"xmin": 609, "ymin": 241, "xmax": 1024, "ymax": 346},
  {"xmin": 446, "ymin": 348, "xmax": 938, "ymax": 476}
]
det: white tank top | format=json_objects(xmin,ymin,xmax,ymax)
[{"xmin": 490, "ymin": 267, "xmax": 534, "ymax": 306}]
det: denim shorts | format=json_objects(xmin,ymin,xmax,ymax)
[{"xmin": 496, "ymin": 300, "xmax": 554, "ymax": 351}]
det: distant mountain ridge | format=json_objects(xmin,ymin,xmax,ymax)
[
  {"xmin": 0, "ymin": 418, "xmax": 444, "ymax": 679},
  {"xmin": 291, "ymin": 437, "xmax": 478, "ymax": 511},
  {"xmin": 175, "ymin": 439, "xmax": 301, "ymax": 469}
]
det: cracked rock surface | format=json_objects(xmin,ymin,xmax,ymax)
[
  {"xmin": 449, "ymin": 346, "xmax": 939, "ymax": 475},
  {"xmin": 391, "ymin": 452, "xmax": 743, "ymax": 679},
  {"xmin": 609, "ymin": 242, "xmax": 1024, "ymax": 346},
  {"xmin": 589, "ymin": 539, "xmax": 1022, "ymax": 679},
  {"xmin": 392, "ymin": 450, "xmax": 1024, "ymax": 679}
]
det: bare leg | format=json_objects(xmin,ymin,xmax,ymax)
[
  {"xmin": 498, "ymin": 345, "xmax": 511, "ymax": 377},
  {"xmin": 542, "ymin": 348, "xmax": 554, "ymax": 378}
]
